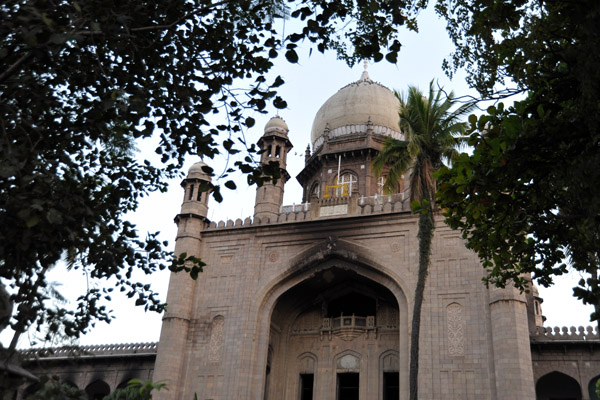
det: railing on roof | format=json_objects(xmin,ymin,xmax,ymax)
[
  {"xmin": 531, "ymin": 326, "xmax": 600, "ymax": 341},
  {"xmin": 359, "ymin": 193, "xmax": 405, "ymax": 206},
  {"xmin": 312, "ymin": 125, "xmax": 404, "ymax": 152},
  {"xmin": 280, "ymin": 203, "xmax": 310, "ymax": 214},
  {"xmin": 22, "ymin": 342, "xmax": 158, "ymax": 359}
]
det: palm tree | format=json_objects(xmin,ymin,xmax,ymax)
[{"xmin": 373, "ymin": 80, "xmax": 474, "ymax": 400}]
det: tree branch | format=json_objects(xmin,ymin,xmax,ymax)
[
  {"xmin": 0, "ymin": 52, "xmax": 33, "ymax": 84},
  {"xmin": 75, "ymin": 0, "xmax": 234, "ymax": 35}
]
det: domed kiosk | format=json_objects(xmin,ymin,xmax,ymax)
[
  {"xmin": 310, "ymin": 70, "xmax": 402, "ymax": 150},
  {"xmin": 298, "ymin": 70, "xmax": 406, "ymax": 202}
]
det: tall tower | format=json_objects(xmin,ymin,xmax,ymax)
[
  {"xmin": 253, "ymin": 116, "xmax": 293, "ymax": 220},
  {"xmin": 153, "ymin": 161, "xmax": 211, "ymax": 399}
]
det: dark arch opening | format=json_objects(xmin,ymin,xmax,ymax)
[
  {"xmin": 85, "ymin": 380, "xmax": 110, "ymax": 400},
  {"xmin": 117, "ymin": 379, "xmax": 132, "ymax": 390},
  {"xmin": 328, "ymin": 291, "xmax": 376, "ymax": 317},
  {"xmin": 64, "ymin": 380, "xmax": 78, "ymax": 389},
  {"xmin": 263, "ymin": 265, "xmax": 399, "ymax": 400},
  {"xmin": 22, "ymin": 383, "xmax": 39, "ymax": 398},
  {"xmin": 536, "ymin": 371, "xmax": 582, "ymax": 400},
  {"xmin": 589, "ymin": 375, "xmax": 600, "ymax": 400}
]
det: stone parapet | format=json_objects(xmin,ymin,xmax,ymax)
[
  {"xmin": 22, "ymin": 342, "xmax": 158, "ymax": 359},
  {"xmin": 206, "ymin": 194, "xmax": 409, "ymax": 231},
  {"xmin": 531, "ymin": 325, "xmax": 600, "ymax": 341}
]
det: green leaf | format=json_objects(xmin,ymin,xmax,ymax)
[
  {"xmin": 273, "ymin": 96, "xmax": 287, "ymax": 109},
  {"xmin": 285, "ymin": 49, "xmax": 299, "ymax": 63},
  {"xmin": 224, "ymin": 180, "xmax": 236, "ymax": 190}
]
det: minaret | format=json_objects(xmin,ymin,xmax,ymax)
[
  {"xmin": 253, "ymin": 116, "xmax": 293, "ymax": 221},
  {"xmin": 153, "ymin": 161, "xmax": 211, "ymax": 399}
]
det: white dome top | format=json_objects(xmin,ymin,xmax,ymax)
[
  {"xmin": 264, "ymin": 115, "xmax": 289, "ymax": 134},
  {"xmin": 187, "ymin": 161, "xmax": 212, "ymax": 181},
  {"xmin": 311, "ymin": 72, "xmax": 400, "ymax": 146}
]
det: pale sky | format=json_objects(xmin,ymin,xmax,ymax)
[{"xmin": 3, "ymin": 5, "xmax": 592, "ymax": 349}]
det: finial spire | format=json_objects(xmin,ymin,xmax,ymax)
[{"xmin": 360, "ymin": 59, "xmax": 371, "ymax": 81}]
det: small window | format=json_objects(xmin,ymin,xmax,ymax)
[
  {"xmin": 377, "ymin": 176, "xmax": 386, "ymax": 195},
  {"xmin": 197, "ymin": 190, "xmax": 202, "ymax": 202},
  {"xmin": 383, "ymin": 372, "xmax": 399, "ymax": 400},
  {"xmin": 188, "ymin": 184, "xmax": 194, "ymax": 200},
  {"xmin": 337, "ymin": 373, "xmax": 359, "ymax": 400},
  {"xmin": 276, "ymin": 146, "xmax": 281, "ymax": 158},
  {"xmin": 300, "ymin": 374, "xmax": 314, "ymax": 400},
  {"xmin": 310, "ymin": 182, "xmax": 320, "ymax": 199}
]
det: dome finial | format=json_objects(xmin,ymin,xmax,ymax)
[{"xmin": 360, "ymin": 59, "xmax": 370, "ymax": 81}]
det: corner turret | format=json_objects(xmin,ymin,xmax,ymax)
[
  {"xmin": 254, "ymin": 116, "xmax": 293, "ymax": 221},
  {"xmin": 154, "ymin": 160, "xmax": 211, "ymax": 397},
  {"xmin": 178, "ymin": 161, "xmax": 211, "ymax": 221}
]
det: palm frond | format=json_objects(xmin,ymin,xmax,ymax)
[{"xmin": 375, "ymin": 79, "xmax": 472, "ymax": 203}]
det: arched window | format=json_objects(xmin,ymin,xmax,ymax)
[
  {"xmin": 378, "ymin": 175, "xmax": 403, "ymax": 195},
  {"xmin": 310, "ymin": 182, "xmax": 320, "ymax": 199},
  {"xmin": 335, "ymin": 172, "xmax": 357, "ymax": 196},
  {"xmin": 377, "ymin": 176, "xmax": 386, "ymax": 195}
]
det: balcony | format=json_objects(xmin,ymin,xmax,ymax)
[{"xmin": 321, "ymin": 315, "xmax": 376, "ymax": 341}]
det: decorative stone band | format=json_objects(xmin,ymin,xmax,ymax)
[
  {"xmin": 313, "ymin": 124, "xmax": 404, "ymax": 151},
  {"xmin": 531, "ymin": 326, "xmax": 600, "ymax": 341},
  {"xmin": 22, "ymin": 342, "xmax": 158, "ymax": 359}
]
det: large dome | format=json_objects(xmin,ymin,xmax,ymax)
[{"xmin": 311, "ymin": 71, "xmax": 400, "ymax": 146}]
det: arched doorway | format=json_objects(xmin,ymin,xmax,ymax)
[
  {"xmin": 536, "ymin": 371, "xmax": 582, "ymax": 400},
  {"xmin": 264, "ymin": 264, "xmax": 401, "ymax": 400}
]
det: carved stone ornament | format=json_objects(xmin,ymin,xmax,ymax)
[
  {"xmin": 447, "ymin": 303, "xmax": 464, "ymax": 356},
  {"xmin": 268, "ymin": 251, "xmax": 279, "ymax": 263},
  {"xmin": 208, "ymin": 316, "xmax": 225, "ymax": 362}
]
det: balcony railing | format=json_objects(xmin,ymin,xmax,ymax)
[
  {"xmin": 359, "ymin": 193, "xmax": 405, "ymax": 206},
  {"xmin": 280, "ymin": 203, "xmax": 310, "ymax": 214},
  {"xmin": 321, "ymin": 315, "xmax": 376, "ymax": 340}
]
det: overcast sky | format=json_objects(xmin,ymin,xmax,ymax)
[{"xmin": 3, "ymin": 5, "xmax": 592, "ymax": 349}]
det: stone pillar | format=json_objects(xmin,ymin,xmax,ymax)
[
  {"xmin": 153, "ymin": 161, "xmax": 211, "ymax": 399},
  {"xmin": 489, "ymin": 285, "xmax": 536, "ymax": 399}
]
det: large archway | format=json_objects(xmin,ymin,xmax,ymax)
[
  {"xmin": 263, "ymin": 262, "xmax": 402, "ymax": 400},
  {"xmin": 536, "ymin": 371, "xmax": 582, "ymax": 400}
]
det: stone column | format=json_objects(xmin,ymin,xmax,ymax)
[{"xmin": 489, "ymin": 286, "xmax": 536, "ymax": 399}]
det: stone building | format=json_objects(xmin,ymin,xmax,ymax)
[{"xmin": 19, "ymin": 70, "xmax": 600, "ymax": 399}]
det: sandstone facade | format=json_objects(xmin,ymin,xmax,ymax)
[{"xmin": 18, "ymin": 70, "xmax": 600, "ymax": 400}]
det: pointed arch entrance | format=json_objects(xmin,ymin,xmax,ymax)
[{"xmin": 258, "ymin": 253, "xmax": 408, "ymax": 400}]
